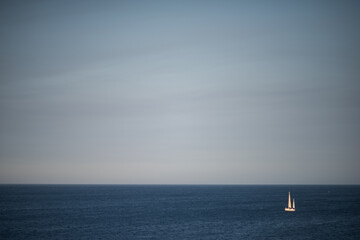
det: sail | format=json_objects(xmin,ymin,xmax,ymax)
[
  {"xmin": 288, "ymin": 192, "xmax": 291, "ymax": 208},
  {"xmin": 293, "ymin": 198, "xmax": 295, "ymax": 209}
]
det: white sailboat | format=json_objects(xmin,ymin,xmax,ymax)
[{"xmin": 285, "ymin": 192, "xmax": 295, "ymax": 211}]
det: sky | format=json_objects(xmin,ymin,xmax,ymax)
[{"xmin": 0, "ymin": 0, "xmax": 359, "ymax": 184}]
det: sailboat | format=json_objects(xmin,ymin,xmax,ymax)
[{"xmin": 285, "ymin": 192, "xmax": 295, "ymax": 211}]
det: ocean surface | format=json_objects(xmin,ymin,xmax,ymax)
[{"xmin": 0, "ymin": 185, "xmax": 359, "ymax": 239}]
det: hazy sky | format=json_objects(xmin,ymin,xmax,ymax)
[{"xmin": 1, "ymin": 0, "xmax": 359, "ymax": 184}]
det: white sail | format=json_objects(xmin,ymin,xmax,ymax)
[
  {"xmin": 288, "ymin": 192, "xmax": 291, "ymax": 208},
  {"xmin": 285, "ymin": 192, "xmax": 295, "ymax": 211}
]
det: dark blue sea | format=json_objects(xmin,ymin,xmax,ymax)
[{"xmin": 0, "ymin": 185, "xmax": 359, "ymax": 239}]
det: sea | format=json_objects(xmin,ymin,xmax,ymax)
[{"xmin": 0, "ymin": 185, "xmax": 359, "ymax": 239}]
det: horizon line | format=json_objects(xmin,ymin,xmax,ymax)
[{"xmin": 1, "ymin": 183, "xmax": 359, "ymax": 186}]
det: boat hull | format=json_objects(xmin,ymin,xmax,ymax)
[{"xmin": 285, "ymin": 208, "xmax": 295, "ymax": 212}]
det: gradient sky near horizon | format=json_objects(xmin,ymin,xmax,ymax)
[{"xmin": 1, "ymin": 0, "xmax": 359, "ymax": 184}]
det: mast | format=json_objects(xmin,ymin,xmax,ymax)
[
  {"xmin": 293, "ymin": 198, "xmax": 295, "ymax": 209},
  {"xmin": 288, "ymin": 192, "xmax": 291, "ymax": 208}
]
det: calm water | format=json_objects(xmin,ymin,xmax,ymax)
[{"xmin": 0, "ymin": 185, "xmax": 359, "ymax": 239}]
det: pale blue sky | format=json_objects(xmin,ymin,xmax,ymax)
[{"xmin": 0, "ymin": 0, "xmax": 359, "ymax": 184}]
